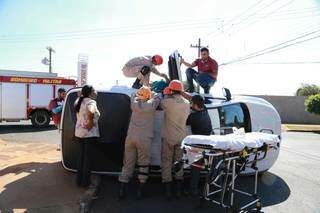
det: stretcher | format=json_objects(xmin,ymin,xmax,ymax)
[{"xmin": 181, "ymin": 132, "xmax": 280, "ymax": 212}]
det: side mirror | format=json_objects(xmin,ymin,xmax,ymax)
[{"xmin": 222, "ymin": 87, "xmax": 232, "ymax": 101}]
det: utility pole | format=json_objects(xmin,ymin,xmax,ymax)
[
  {"xmin": 46, "ymin": 46, "xmax": 55, "ymax": 73},
  {"xmin": 190, "ymin": 38, "xmax": 208, "ymax": 58},
  {"xmin": 190, "ymin": 38, "xmax": 209, "ymax": 93}
]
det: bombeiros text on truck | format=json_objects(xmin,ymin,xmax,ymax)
[{"xmin": 0, "ymin": 70, "xmax": 76, "ymax": 127}]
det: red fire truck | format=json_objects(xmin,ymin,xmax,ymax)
[{"xmin": 0, "ymin": 70, "xmax": 76, "ymax": 127}]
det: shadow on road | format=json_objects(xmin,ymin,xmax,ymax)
[
  {"xmin": 92, "ymin": 172, "xmax": 290, "ymax": 213},
  {"xmin": 0, "ymin": 124, "xmax": 57, "ymax": 134},
  {"xmin": 0, "ymin": 161, "xmax": 290, "ymax": 213},
  {"xmin": 255, "ymin": 172, "xmax": 291, "ymax": 207},
  {"xmin": 0, "ymin": 162, "xmax": 84, "ymax": 213}
]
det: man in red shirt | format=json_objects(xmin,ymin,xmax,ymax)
[
  {"xmin": 48, "ymin": 88, "xmax": 66, "ymax": 128},
  {"xmin": 181, "ymin": 47, "xmax": 218, "ymax": 94}
]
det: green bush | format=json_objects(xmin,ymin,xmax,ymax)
[
  {"xmin": 296, "ymin": 84, "xmax": 320, "ymax": 96},
  {"xmin": 305, "ymin": 94, "xmax": 320, "ymax": 115}
]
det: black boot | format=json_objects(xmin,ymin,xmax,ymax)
[
  {"xmin": 137, "ymin": 182, "xmax": 145, "ymax": 200},
  {"xmin": 204, "ymin": 86, "xmax": 210, "ymax": 94},
  {"xmin": 118, "ymin": 182, "xmax": 127, "ymax": 200},
  {"xmin": 165, "ymin": 182, "xmax": 173, "ymax": 200},
  {"xmin": 176, "ymin": 180, "xmax": 183, "ymax": 199}
]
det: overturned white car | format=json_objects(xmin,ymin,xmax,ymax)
[{"xmin": 60, "ymin": 52, "xmax": 281, "ymax": 175}]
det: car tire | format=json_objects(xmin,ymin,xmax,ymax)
[{"xmin": 31, "ymin": 110, "xmax": 50, "ymax": 128}]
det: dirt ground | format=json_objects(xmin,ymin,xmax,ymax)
[{"xmin": 0, "ymin": 139, "xmax": 85, "ymax": 213}]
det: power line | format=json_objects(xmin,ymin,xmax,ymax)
[
  {"xmin": 227, "ymin": 0, "xmax": 280, "ymax": 30},
  {"xmin": 220, "ymin": 32, "xmax": 320, "ymax": 66},
  {"xmin": 207, "ymin": 12, "xmax": 320, "ymax": 46},
  {"xmin": 2, "ymin": 13, "xmax": 317, "ymax": 44},
  {"xmin": 0, "ymin": 1, "xmax": 277, "ymax": 41},
  {"xmin": 240, "ymin": 29, "xmax": 320, "ymax": 58},
  {"xmin": 210, "ymin": 0, "xmax": 295, "ymax": 39},
  {"xmin": 0, "ymin": 18, "xmax": 227, "ymax": 38},
  {"xmin": 227, "ymin": 0, "xmax": 295, "ymax": 36},
  {"xmin": 205, "ymin": 0, "xmax": 267, "ymax": 37},
  {"xmin": 0, "ymin": 23, "xmax": 224, "ymax": 43},
  {"xmin": 0, "ymin": 7, "xmax": 318, "ymax": 43},
  {"xmin": 206, "ymin": 0, "xmax": 277, "ymax": 38},
  {"xmin": 239, "ymin": 61, "xmax": 320, "ymax": 64}
]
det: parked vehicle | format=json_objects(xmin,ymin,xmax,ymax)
[
  {"xmin": 0, "ymin": 70, "xmax": 76, "ymax": 127},
  {"xmin": 61, "ymin": 51, "xmax": 281, "ymax": 174}
]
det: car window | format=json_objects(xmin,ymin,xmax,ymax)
[
  {"xmin": 220, "ymin": 104, "xmax": 245, "ymax": 129},
  {"xmin": 207, "ymin": 108, "xmax": 220, "ymax": 135}
]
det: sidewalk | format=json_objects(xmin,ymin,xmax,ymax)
[
  {"xmin": 0, "ymin": 139, "xmax": 85, "ymax": 213},
  {"xmin": 282, "ymin": 124, "xmax": 320, "ymax": 132}
]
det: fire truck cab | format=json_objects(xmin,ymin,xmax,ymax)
[{"xmin": 0, "ymin": 70, "xmax": 76, "ymax": 127}]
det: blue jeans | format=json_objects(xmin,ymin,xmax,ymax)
[{"xmin": 186, "ymin": 68, "xmax": 215, "ymax": 94}]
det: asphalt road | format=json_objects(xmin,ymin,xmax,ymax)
[
  {"xmin": 0, "ymin": 121, "xmax": 59, "ymax": 144},
  {"xmin": 91, "ymin": 131, "xmax": 320, "ymax": 213},
  {"xmin": 0, "ymin": 122, "xmax": 319, "ymax": 213}
]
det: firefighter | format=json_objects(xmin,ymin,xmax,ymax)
[
  {"xmin": 160, "ymin": 80, "xmax": 190, "ymax": 199},
  {"xmin": 118, "ymin": 86, "xmax": 160, "ymax": 199},
  {"xmin": 122, "ymin": 55, "xmax": 169, "ymax": 89},
  {"xmin": 48, "ymin": 88, "xmax": 66, "ymax": 128}
]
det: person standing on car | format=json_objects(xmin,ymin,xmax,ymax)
[
  {"xmin": 74, "ymin": 85, "xmax": 100, "ymax": 187},
  {"xmin": 122, "ymin": 55, "xmax": 169, "ymax": 89},
  {"xmin": 118, "ymin": 86, "xmax": 160, "ymax": 199},
  {"xmin": 48, "ymin": 88, "xmax": 66, "ymax": 128},
  {"xmin": 160, "ymin": 80, "xmax": 190, "ymax": 199},
  {"xmin": 180, "ymin": 47, "xmax": 218, "ymax": 94},
  {"xmin": 186, "ymin": 95, "xmax": 212, "ymax": 196}
]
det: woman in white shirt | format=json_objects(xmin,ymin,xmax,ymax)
[{"xmin": 74, "ymin": 85, "xmax": 100, "ymax": 187}]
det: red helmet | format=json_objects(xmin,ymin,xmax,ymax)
[
  {"xmin": 163, "ymin": 87, "xmax": 172, "ymax": 95},
  {"xmin": 169, "ymin": 80, "xmax": 184, "ymax": 92},
  {"xmin": 152, "ymin": 55, "xmax": 163, "ymax": 65}
]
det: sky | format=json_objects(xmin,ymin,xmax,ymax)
[{"xmin": 0, "ymin": 0, "xmax": 319, "ymax": 96}]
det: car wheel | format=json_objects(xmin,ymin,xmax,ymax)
[{"xmin": 31, "ymin": 111, "xmax": 50, "ymax": 128}]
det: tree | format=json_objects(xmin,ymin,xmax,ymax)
[
  {"xmin": 305, "ymin": 94, "xmax": 320, "ymax": 115},
  {"xmin": 296, "ymin": 84, "xmax": 320, "ymax": 96}
]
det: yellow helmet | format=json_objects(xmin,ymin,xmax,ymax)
[{"xmin": 136, "ymin": 86, "xmax": 152, "ymax": 100}]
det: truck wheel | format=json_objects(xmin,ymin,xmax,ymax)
[{"xmin": 31, "ymin": 111, "xmax": 50, "ymax": 128}]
